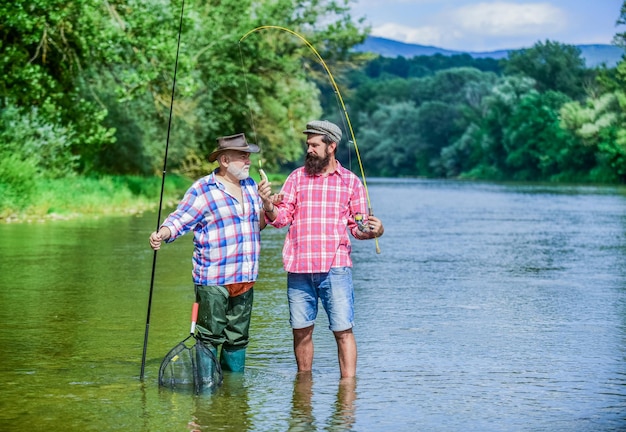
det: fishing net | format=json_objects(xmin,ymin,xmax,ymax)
[{"xmin": 158, "ymin": 303, "xmax": 223, "ymax": 394}]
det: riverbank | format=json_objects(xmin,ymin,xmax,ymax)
[
  {"xmin": 0, "ymin": 171, "xmax": 286, "ymax": 224},
  {"xmin": 0, "ymin": 174, "xmax": 193, "ymax": 224}
]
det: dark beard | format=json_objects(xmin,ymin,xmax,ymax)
[{"xmin": 304, "ymin": 152, "xmax": 331, "ymax": 175}]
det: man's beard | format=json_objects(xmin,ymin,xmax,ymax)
[
  {"xmin": 304, "ymin": 151, "xmax": 331, "ymax": 175},
  {"xmin": 227, "ymin": 164, "xmax": 250, "ymax": 180}
]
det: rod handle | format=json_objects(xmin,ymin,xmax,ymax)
[{"xmin": 369, "ymin": 207, "xmax": 381, "ymax": 254}]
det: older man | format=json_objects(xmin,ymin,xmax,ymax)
[{"xmin": 149, "ymin": 133, "xmax": 271, "ymax": 372}]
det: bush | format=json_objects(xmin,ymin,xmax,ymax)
[
  {"xmin": 0, "ymin": 101, "xmax": 79, "ymax": 178},
  {"xmin": 0, "ymin": 152, "xmax": 38, "ymax": 213}
]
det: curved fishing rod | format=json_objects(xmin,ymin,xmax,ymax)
[
  {"xmin": 239, "ymin": 25, "xmax": 381, "ymax": 253},
  {"xmin": 140, "ymin": 0, "xmax": 186, "ymax": 380}
]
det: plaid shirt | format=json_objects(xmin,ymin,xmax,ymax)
[
  {"xmin": 161, "ymin": 171, "xmax": 262, "ymax": 286},
  {"xmin": 270, "ymin": 161, "xmax": 370, "ymax": 273}
]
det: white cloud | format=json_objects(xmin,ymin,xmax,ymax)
[
  {"xmin": 368, "ymin": 1, "xmax": 570, "ymax": 50},
  {"xmin": 449, "ymin": 2, "xmax": 567, "ymax": 36},
  {"xmin": 371, "ymin": 23, "xmax": 449, "ymax": 46}
]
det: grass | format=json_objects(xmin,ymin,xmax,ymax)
[
  {"xmin": 0, "ymin": 174, "xmax": 193, "ymax": 223},
  {"xmin": 0, "ymin": 171, "xmax": 288, "ymax": 223}
]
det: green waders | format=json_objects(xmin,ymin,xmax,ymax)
[{"xmin": 195, "ymin": 285, "xmax": 253, "ymax": 372}]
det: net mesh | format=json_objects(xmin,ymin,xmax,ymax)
[{"xmin": 158, "ymin": 335, "xmax": 223, "ymax": 394}]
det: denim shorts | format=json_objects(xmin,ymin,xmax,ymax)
[{"xmin": 287, "ymin": 267, "xmax": 354, "ymax": 332}]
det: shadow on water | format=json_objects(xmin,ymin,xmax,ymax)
[{"xmin": 1, "ymin": 179, "xmax": 626, "ymax": 431}]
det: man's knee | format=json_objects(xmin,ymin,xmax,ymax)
[
  {"xmin": 333, "ymin": 328, "xmax": 353, "ymax": 339},
  {"xmin": 293, "ymin": 325, "xmax": 314, "ymax": 341}
]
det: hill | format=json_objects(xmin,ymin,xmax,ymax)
[{"xmin": 354, "ymin": 36, "xmax": 625, "ymax": 68}]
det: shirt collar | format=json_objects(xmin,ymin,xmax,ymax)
[{"xmin": 207, "ymin": 169, "xmax": 220, "ymax": 186}]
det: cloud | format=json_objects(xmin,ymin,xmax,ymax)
[
  {"xmin": 449, "ymin": 2, "xmax": 567, "ymax": 36},
  {"xmin": 371, "ymin": 23, "xmax": 451, "ymax": 47},
  {"xmin": 369, "ymin": 1, "xmax": 570, "ymax": 50}
]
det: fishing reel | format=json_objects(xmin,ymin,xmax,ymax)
[{"xmin": 355, "ymin": 213, "xmax": 370, "ymax": 233}]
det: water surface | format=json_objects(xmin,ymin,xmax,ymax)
[{"xmin": 1, "ymin": 179, "xmax": 625, "ymax": 431}]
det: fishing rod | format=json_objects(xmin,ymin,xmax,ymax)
[
  {"xmin": 140, "ymin": 0, "xmax": 186, "ymax": 380},
  {"xmin": 239, "ymin": 26, "xmax": 381, "ymax": 253}
]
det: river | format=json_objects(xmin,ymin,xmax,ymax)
[{"xmin": 1, "ymin": 179, "xmax": 625, "ymax": 431}]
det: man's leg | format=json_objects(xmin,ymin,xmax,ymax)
[
  {"xmin": 334, "ymin": 328, "xmax": 357, "ymax": 378},
  {"xmin": 288, "ymin": 272, "xmax": 318, "ymax": 373},
  {"xmin": 195, "ymin": 285, "xmax": 229, "ymax": 347},
  {"xmin": 293, "ymin": 325, "xmax": 315, "ymax": 372},
  {"xmin": 221, "ymin": 288, "xmax": 254, "ymax": 372},
  {"xmin": 321, "ymin": 267, "xmax": 356, "ymax": 378}
]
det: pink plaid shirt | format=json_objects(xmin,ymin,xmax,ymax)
[{"xmin": 269, "ymin": 161, "xmax": 371, "ymax": 273}]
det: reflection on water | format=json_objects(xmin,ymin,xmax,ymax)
[
  {"xmin": 289, "ymin": 373, "xmax": 356, "ymax": 432},
  {"xmin": 1, "ymin": 179, "xmax": 626, "ymax": 431},
  {"xmin": 290, "ymin": 373, "xmax": 315, "ymax": 431}
]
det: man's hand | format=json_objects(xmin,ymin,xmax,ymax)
[
  {"xmin": 149, "ymin": 227, "xmax": 171, "ymax": 250},
  {"xmin": 258, "ymin": 178, "xmax": 273, "ymax": 204},
  {"xmin": 258, "ymin": 176, "xmax": 283, "ymax": 211},
  {"xmin": 367, "ymin": 215, "xmax": 384, "ymax": 238}
]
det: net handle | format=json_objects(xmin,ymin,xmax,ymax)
[{"xmin": 190, "ymin": 302, "xmax": 199, "ymax": 335}]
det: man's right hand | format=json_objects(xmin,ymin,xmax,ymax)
[{"xmin": 149, "ymin": 227, "xmax": 171, "ymax": 250}]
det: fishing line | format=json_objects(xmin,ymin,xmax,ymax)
[
  {"xmin": 237, "ymin": 44, "xmax": 260, "ymax": 149},
  {"xmin": 140, "ymin": 0, "xmax": 186, "ymax": 380},
  {"xmin": 239, "ymin": 26, "xmax": 380, "ymax": 253},
  {"xmin": 237, "ymin": 43, "xmax": 266, "ymax": 177}
]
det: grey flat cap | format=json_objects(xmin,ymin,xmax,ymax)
[{"xmin": 302, "ymin": 120, "xmax": 342, "ymax": 144}]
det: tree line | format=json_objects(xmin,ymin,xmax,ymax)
[
  {"xmin": 1, "ymin": 0, "xmax": 626, "ymax": 215},
  {"xmin": 331, "ymin": 26, "xmax": 626, "ymax": 182},
  {"xmin": 0, "ymin": 0, "xmax": 370, "ymax": 211}
]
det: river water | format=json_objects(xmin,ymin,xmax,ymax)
[{"xmin": 1, "ymin": 179, "xmax": 625, "ymax": 431}]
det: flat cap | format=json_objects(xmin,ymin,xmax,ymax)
[{"xmin": 302, "ymin": 120, "xmax": 342, "ymax": 144}]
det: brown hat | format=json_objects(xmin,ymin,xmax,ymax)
[
  {"xmin": 303, "ymin": 120, "xmax": 342, "ymax": 144},
  {"xmin": 208, "ymin": 133, "xmax": 260, "ymax": 162}
]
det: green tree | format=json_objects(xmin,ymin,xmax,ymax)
[
  {"xmin": 502, "ymin": 40, "xmax": 590, "ymax": 100},
  {"xmin": 0, "ymin": 0, "xmax": 116, "ymax": 171},
  {"xmin": 461, "ymin": 75, "xmax": 537, "ymax": 179},
  {"xmin": 502, "ymin": 91, "xmax": 595, "ymax": 181},
  {"xmin": 358, "ymin": 102, "xmax": 422, "ymax": 176},
  {"xmin": 560, "ymin": 89, "xmax": 626, "ymax": 182},
  {"xmin": 1, "ymin": 0, "xmax": 367, "ymax": 177},
  {"xmin": 353, "ymin": 67, "xmax": 498, "ymax": 177}
]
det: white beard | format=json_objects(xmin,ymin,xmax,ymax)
[{"xmin": 227, "ymin": 164, "xmax": 250, "ymax": 180}]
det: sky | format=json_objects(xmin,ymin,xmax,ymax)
[{"xmin": 348, "ymin": 0, "xmax": 625, "ymax": 52}]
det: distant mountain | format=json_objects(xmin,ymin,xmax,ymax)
[{"xmin": 354, "ymin": 36, "xmax": 625, "ymax": 68}]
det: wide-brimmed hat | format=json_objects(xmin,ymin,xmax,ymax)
[
  {"xmin": 208, "ymin": 133, "xmax": 260, "ymax": 162},
  {"xmin": 302, "ymin": 120, "xmax": 342, "ymax": 144}
]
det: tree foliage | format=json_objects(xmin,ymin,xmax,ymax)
[
  {"xmin": 501, "ymin": 40, "xmax": 591, "ymax": 100},
  {"xmin": 336, "ymin": 27, "xmax": 626, "ymax": 183},
  {"xmin": 0, "ymin": 0, "xmax": 367, "ymax": 177},
  {"xmin": 3, "ymin": 0, "xmax": 626, "ymax": 188}
]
